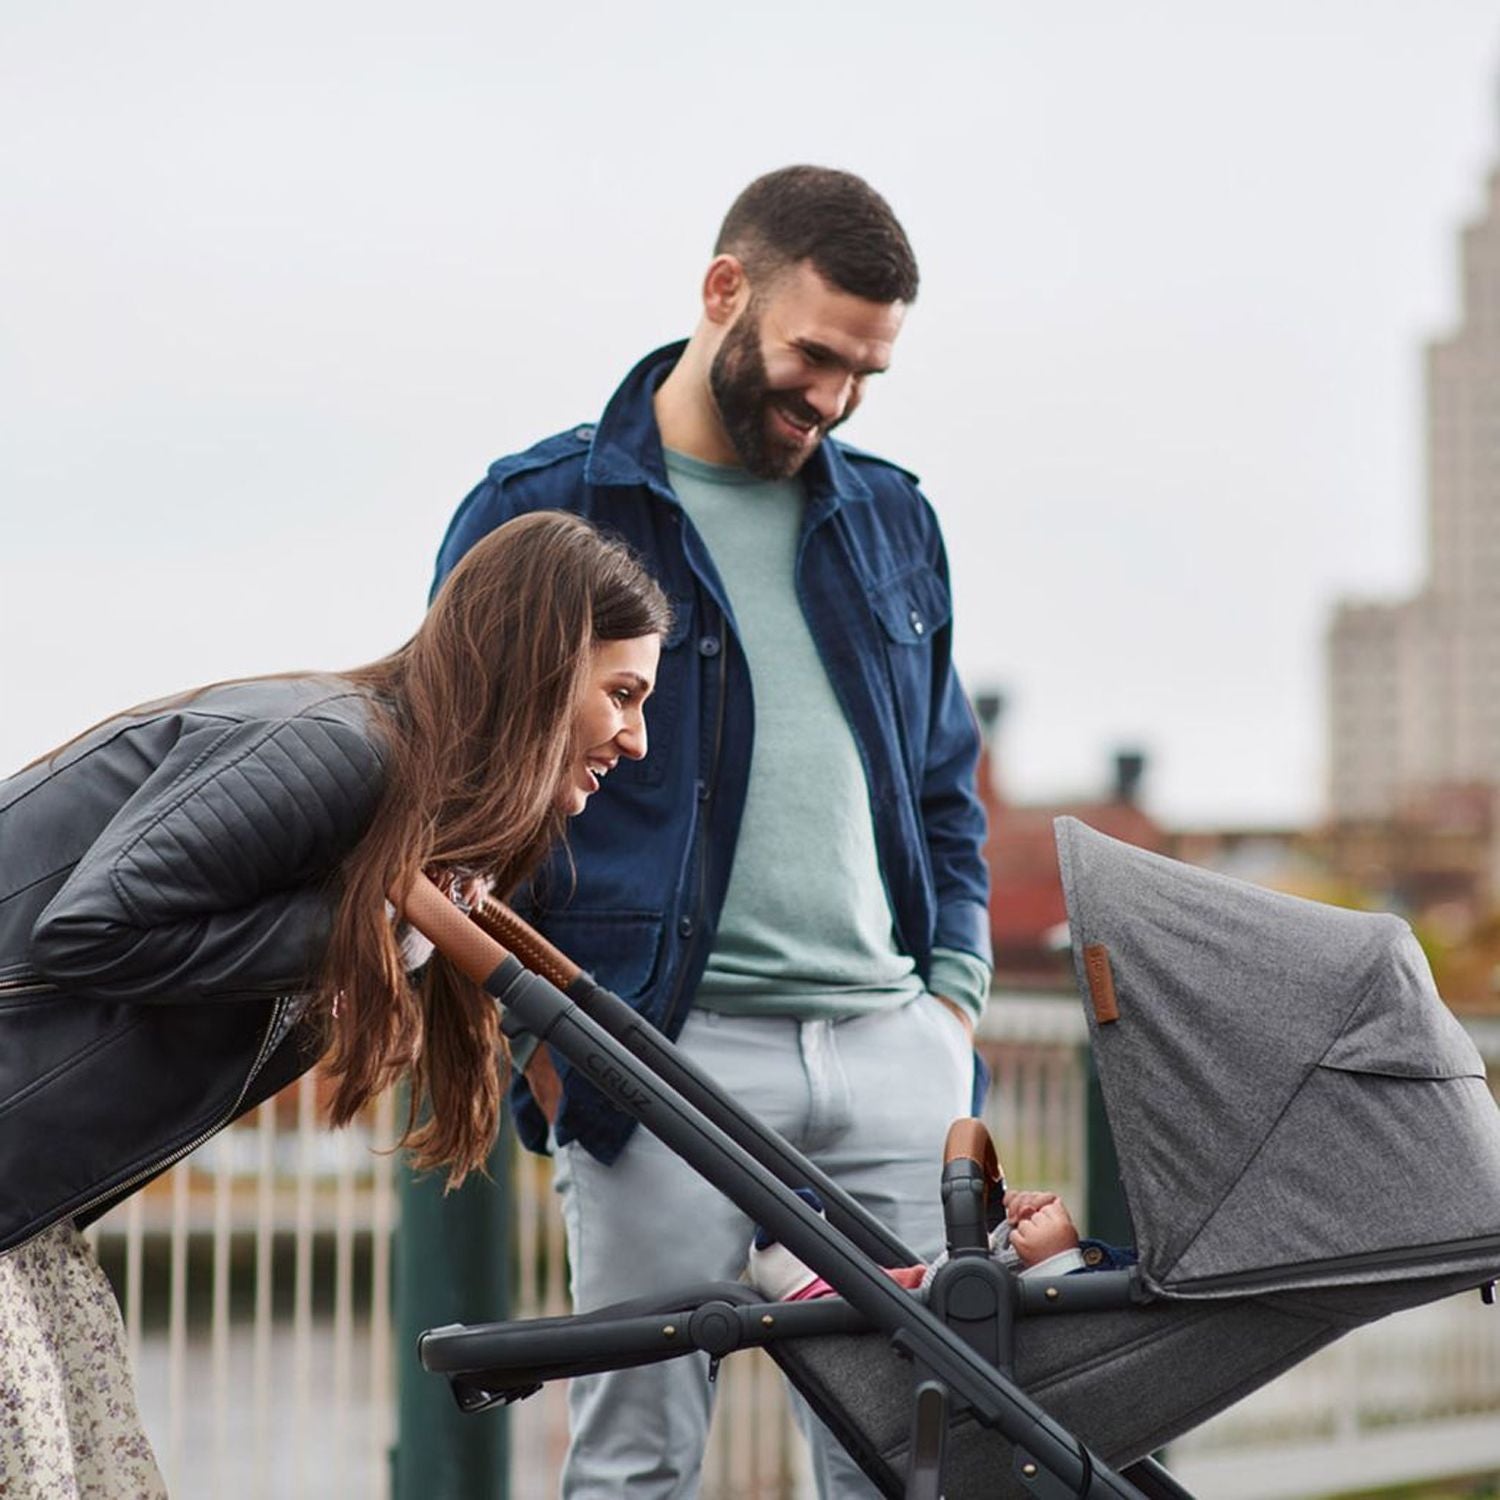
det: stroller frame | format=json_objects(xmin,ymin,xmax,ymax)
[{"xmin": 404, "ymin": 879, "xmax": 1182, "ymax": 1500}]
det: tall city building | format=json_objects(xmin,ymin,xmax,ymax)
[{"xmin": 1327, "ymin": 152, "xmax": 1500, "ymax": 819}]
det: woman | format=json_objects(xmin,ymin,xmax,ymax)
[{"xmin": 0, "ymin": 509, "xmax": 670, "ymax": 1497}]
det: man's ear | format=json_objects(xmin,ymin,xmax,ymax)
[{"xmin": 702, "ymin": 254, "xmax": 748, "ymax": 326}]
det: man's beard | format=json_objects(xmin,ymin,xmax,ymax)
[{"xmin": 708, "ymin": 309, "xmax": 838, "ymax": 479}]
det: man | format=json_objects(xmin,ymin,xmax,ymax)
[{"xmin": 432, "ymin": 165, "xmax": 992, "ymax": 1498}]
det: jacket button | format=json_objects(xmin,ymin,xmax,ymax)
[
  {"xmin": 698, "ymin": 636, "xmax": 721, "ymax": 657},
  {"xmin": 695, "ymin": 779, "xmax": 710, "ymax": 802},
  {"xmin": 909, "ymin": 609, "xmax": 925, "ymax": 636},
  {"xmin": 1083, "ymin": 1246, "xmax": 1103, "ymax": 1267},
  {"xmin": 574, "ymin": 425, "xmax": 595, "ymax": 442},
  {"xmin": 678, "ymin": 917, "xmax": 695, "ymax": 938}
]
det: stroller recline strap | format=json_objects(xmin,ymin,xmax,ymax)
[{"xmin": 1084, "ymin": 944, "xmax": 1120, "ymax": 1024}]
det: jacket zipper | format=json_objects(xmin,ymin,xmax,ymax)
[
  {"xmin": 8, "ymin": 993, "xmax": 296, "ymax": 1253},
  {"xmin": 660, "ymin": 603, "xmax": 729, "ymax": 1036},
  {"xmin": 0, "ymin": 970, "xmax": 59, "ymax": 1000}
]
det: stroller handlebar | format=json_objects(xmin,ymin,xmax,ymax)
[{"xmin": 399, "ymin": 875, "xmax": 511, "ymax": 984}]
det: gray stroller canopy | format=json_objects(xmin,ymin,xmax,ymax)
[{"xmin": 1056, "ymin": 816, "xmax": 1500, "ymax": 1300}]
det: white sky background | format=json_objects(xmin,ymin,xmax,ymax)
[{"xmin": 2, "ymin": 1, "xmax": 1497, "ymax": 826}]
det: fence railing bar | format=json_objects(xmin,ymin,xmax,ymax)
[
  {"xmin": 167, "ymin": 1157, "xmax": 190, "ymax": 1491},
  {"xmin": 254, "ymin": 1100, "xmax": 275, "ymax": 1500},
  {"xmin": 293, "ymin": 1071, "xmax": 316, "ymax": 1489},
  {"xmin": 333, "ymin": 1116, "xmax": 356, "ymax": 1495},
  {"xmin": 212, "ymin": 1129, "xmax": 233, "ymax": 1494},
  {"xmin": 370, "ymin": 1087, "xmax": 396, "ymax": 1498},
  {"xmin": 125, "ymin": 1189, "xmax": 145, "ymax": 1370}
]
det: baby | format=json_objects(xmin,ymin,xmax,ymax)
[{"xmin": 749, "ymin": 1189, "xmax": 1131, "ymax": 1302}]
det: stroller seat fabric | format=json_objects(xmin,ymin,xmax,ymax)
[{"xmin": 773, "ymin": 1267, "xmax": 1488, "ymax": 1498}]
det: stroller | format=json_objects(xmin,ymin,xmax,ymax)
[{"xmin": 405, "ymin": 817, "xmax": 1500, "ymax": 1498}]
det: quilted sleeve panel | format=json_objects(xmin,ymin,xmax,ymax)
[{"xmin": 29, "ymin": 713, "xmax": 387, "ymax": 1003}]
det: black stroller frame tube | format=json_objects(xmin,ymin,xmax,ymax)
[{"xmin": 490, "ymin": 956, "xmax": 1148, "ymax": 1500}]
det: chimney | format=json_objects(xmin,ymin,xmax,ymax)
[
  {"xmin": 973, "ymin": 690, "xmax": 1005, "ymax": 740},
  {"xmin": 972, "ymin": 690, "xmax": 1006, "ymax": 805},
  {"xmin": 1113, "ymin": 750, "xmax": 1146, "ymax": 805}
]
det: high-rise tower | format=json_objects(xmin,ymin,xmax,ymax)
[{"xmin": 1327, "ymin": 157, "xmax": 1500, "ymax": 818}]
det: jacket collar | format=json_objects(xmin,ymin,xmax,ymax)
[{"xmin": 584, "ymin": 340, "xmax": 874, "ymax": 516}]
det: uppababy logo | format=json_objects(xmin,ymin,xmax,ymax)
[{"xmin": 584, "ymin": 1052, "xmax": 651, "ymax": 1112}]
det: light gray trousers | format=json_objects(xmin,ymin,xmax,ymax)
[{"xmin": 553, "ymin": 995, "xmax": 974, "ymax": 1498}]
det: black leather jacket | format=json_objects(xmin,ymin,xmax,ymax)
[{"xmin": 0, "ymin": 676, "xmax": 386, "ymax": 1252}]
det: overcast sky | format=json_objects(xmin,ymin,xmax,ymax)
[{"xmin": 3, "ymin": 2, "xmax": 1497, "ymax": 825}]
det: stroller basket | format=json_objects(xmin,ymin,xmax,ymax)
[{"xmin": 404, "ymin": 818, "xmax": 1500, "ymax": 1499}]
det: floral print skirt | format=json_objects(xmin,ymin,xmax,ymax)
[{"xmin": 0, "ymin": 1221, "xmax": 167, "ymax": 1499}]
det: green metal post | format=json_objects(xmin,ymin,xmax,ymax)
[
  {"xmin": 1084, "ymin": 1053, "xmax": 1133, "ymax": 1247},
  {"xmin": 393, "ymin": 1110, "xmax": 512, "ymax": 1499}
]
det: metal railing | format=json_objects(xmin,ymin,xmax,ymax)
[
  {"xmin": 95, "ymin": 1003, "xmax": 1500, "ymax": 1498},
  {"xmin": 89, "ymin": 1075, "xmax": 397, "ymax": 1498}
]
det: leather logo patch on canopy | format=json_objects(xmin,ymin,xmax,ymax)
[{"xmin": 1085, "ymin": 943, "xmax": 1119, "ymax": 1024}]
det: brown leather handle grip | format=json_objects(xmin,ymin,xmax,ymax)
[
  {"xmin": 472, "ymin": 897, "xmax": 581, "ymax": 991},
  {"xmin": 398, "ymin": 875, "xmax": 513, "ymax": 985},
  {"xmin": 943, "ymin": 1117, "xmax": 1001, "ymax": 1186}
]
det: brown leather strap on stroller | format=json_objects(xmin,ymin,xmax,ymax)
[
  {"xmin": 472, "ymin": 897, "xmax": 580, "ymax": 992},
  {"xmin": 943, "ymin": 1118, "xmax": 1001, "ymax": 1186}
]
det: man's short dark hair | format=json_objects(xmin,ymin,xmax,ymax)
[{"xmin": 714, "ymin": 166, "xmax": 919, "ymax": 305}]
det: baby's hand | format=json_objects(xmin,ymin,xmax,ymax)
[
  {"xmin": 1007, "ymin": 1199, "xmax": 1080, "ymax": 1268},
  {"xmin": 1003, "ymin": 1189, "xmax": 1059, "ymax": 1227}
]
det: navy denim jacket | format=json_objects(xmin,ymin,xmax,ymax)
[{"xmin": 432, "ymin": 342, "xmax": 991, "ymax": 1163}]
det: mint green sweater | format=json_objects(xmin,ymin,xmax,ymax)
[{"xmin": 666, "ymin": 450, "xmax": 989, "ymax": 1023}]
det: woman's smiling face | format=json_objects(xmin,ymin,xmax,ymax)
[{"xmin": 556, "ymin": 634, "xmax": 661, "ymax": 815}]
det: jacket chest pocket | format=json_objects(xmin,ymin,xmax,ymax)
[
  {"xmin": 867, "ymin": 563, "xmax": 951, "ymax": 648},
  {"xmin": 864, "ymin": 564, "xmax": 952, "ymax": 759}
]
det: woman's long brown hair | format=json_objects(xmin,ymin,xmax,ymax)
[{"xmin": 319, "ymin": 511, "xmax": 670, "ymax": 1187}]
